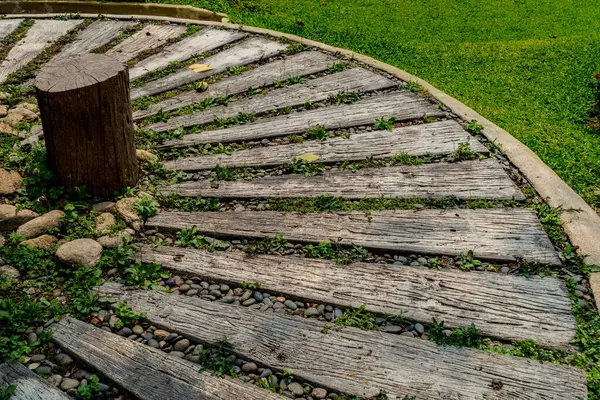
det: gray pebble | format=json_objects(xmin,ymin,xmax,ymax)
[
  {"xmin": 500, "ymin": 266, "xmax": 510, "ymax": 274},
  {"xmin": 284, "ymin": 300, "xmax": 297, "ymax": 310},
  {"xmin": 312, "ymin": 388, "xmax": 328, "ymax": 399},
  {"xmin": 54, "ymin": 353, "xmax": 73, "ymax": 366},
  {"xmin": 148, "ymin": 339, "xmax": 160, "ymax": 348},
  {"xmin": 220, "ymin": 284, "xmax": 230, "ymax": 292},
  {"xmin": 288, "ymin": 382, "xmax": 305, "ymax": 396},
  {"xmin": 253, "ymin": 291, "xmax": 264, "ymax": 302},
  {"xmin": 36, "ymin": 366, "xmax": 52, "ymax": 375},
  {"xmin": 60, "ymin": 378, "xmax": 80, "ymax": 390},
  {"xmin": 240, "ymin": 290, "xmax": 253, "ymax": 301},
  {"xmin": 243, "ymin": 298, "xmax": 256, "ymax": 306},
  {"xmin": 173, "ymin": 339, "xmax": 190, "ymax": 352},
  {"xmin": 179, "ymin": 284, "xmax": 190, "ymax": 292},
  {"xmin": 30, "ymin": 354, "xmax": 45, "ymax": 362},
  {"xmin": 27, "ymin": 332, "xmax": 37, "ymax": 344},
  {"xmin": 305, "ymin": 307, "xmax": 319, "ymax": 317},
  {"xmin": 414, "ymin": 323, "xmax": 425, "ymax": 334},
  {"xmin": 242, "ymin": 362, "xmax": 258, "ymax": 373},
  {"xmin": 187, "ymin": 289, "xmax": 199, "ymax": 296},
  {"xmin": 382, "ymin": 324, "xmax": 403, "ymax": 333},
  {"xmin": 333, "ymin": 308, "xmax": 344, "ymax": 318},
  {"xmin": 169, "ymin": 351, "xmax": 185, "ymax": 358}
]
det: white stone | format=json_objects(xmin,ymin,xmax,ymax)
[
  {"xmin": 56, "ymin": 239, "xmax": 103, "ymax": 268},
  {"xmin": 17, "ymin": 210, "xmax": 64, "ymax": 239}
]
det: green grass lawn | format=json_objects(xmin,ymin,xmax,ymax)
[{"xmin": 154, "ymin": 0, "xmax": 600, "ymax": 209}]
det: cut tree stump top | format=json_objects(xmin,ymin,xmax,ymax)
[{"xmin": 35, "ymin": 53, "xmax": 126, "ymax": 93}]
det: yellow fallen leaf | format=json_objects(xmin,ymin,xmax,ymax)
[
  {"xmin": 296, "ymin": 153, "xmax": 320, "ymax": 163},
  {"xmin": 188, "ymin": 64, "xmax": 212, "ymax": 73}
]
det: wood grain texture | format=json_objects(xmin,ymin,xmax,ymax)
[
  {"xmin": 105, "ymin": 23, "xmax": 187, "ymax": 62},
  {"xmin": 129, "ymin": 28, "xmax": 246, "ymax": 80},
  {"xmin": 96, "ymin": 283, "xmax": 587, "ymax": 400},
  {"xmin": 0, "ymin": 361, "xmax": 70, "ymax": 400},
  {"xmin": 0, "ymin": 19, "xmax": 23, "ymax": 41},
  {"xmin": 0, "ymin": 19, "xmax": 82, "ymax": 84},
  {"xmin": 147, "ymin": 67, "xmax": 396, "ymax": 132},
  {"xmin": 50, "ymin": 318, "xmax": 284, "ymax": 400},
  {"xmin": 130, "ymin": 37, "xmax": 289, "ymax": 99},
  {"xmin": 132, "ymin": 51, "xmax": 337, "ymax": 120},
  {"xmin": 36, "ymin": 54, "xmax": 138, "ymax": 196},
  {"xmin": 159, "ymin": 159, "xmax": 524, "ymax": 200},
  {"xmin": 147, "ymin": 209, "xmax": 561, "ymax": 265},
  {"xmin": 158, "ymin": 91, "xmax": 446, "ymax": 149},
  {"xmin": 134, "ymin": 245, "xmax": 577, "ymax": 349},
  {"xmin": 53, "ymin": 20, "xmax": 138, "ymax": 61},
  {"xmin": 164, "ymin": 120, "xmax": 488, "ymax": 171}
]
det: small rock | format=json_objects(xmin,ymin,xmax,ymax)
[
  {"xmin": 148, "ymin": 339, "xmax": 160, "ymax": 348},
  {"xmin": 153, "ymin": 329, "xmax": 169, "ymax": 341},
  {"xmin": 0, "ymin": 204, "xmax": 38, "ymax": 231},
  {"xmin": 173, "ymin": 339, "xmax": 190, "ymax": 352},
  {"xmin": 96, "ymin": 213, "xmax": 116, "ymax": 235},
  {"xmin": 96, "ymin": 229, "xmax": 134, "ymax": 248},
  {"xmin": 132, "ymin": 325, "xmax": 144, "ymax": 335},
  {"xmin": 164, "ymin": 333, "xmax": 178, "ymax": 342},
  {"xmin": 19, "ymin": 234, "xmax": 57, "ymax": 250},
  {"xmin": 414, "ymin": 323, "xmax": 425, "ymax": 335},
  {"xmin": 28, "ymin": 363, "xmax": 40, "ymax": 370},
  {"xmin": 36, "ymin": 366, "xmax": 52, "ymax": 376},
  {"xmin": 117, "ymin": 327, "xmax": 132, "ymax": 337},
  {"xmin": 71, "ymin": 370, "xmax": 88, "ymax": 380},
  {"xmin": 0, "ymin": 169, "xmax": 22, "ymax": 195},
  {"xmin": 115, "ymin": 197, "xmax": 142, "ymax": 230},
  {"xmin": 253, "ymin": 291, "xmax": 264, "ymax": 302},
  {"xmin": 0, "ymin": 265, "xmax": 20, "ymax": 280},
  {"xmin": 9, "ymin": 106, "xmax": 38, "ymax": 122},
  {"xmin": 92, "ymin": 201, "xmax": 115, "ymax": 212},
  {"xmin": 288, "ymin": 382, "xmax": 305, "ymax": 396},
  {"xmin": 55, "ymin": 353, "xmax": 73, "ymax": 366},
  {"xmin": 60, "ymin": 378, "xmax": 80, "ymax": 390},
  {"xmin": 500, "ymin": 266, "xmax": 510, "ymax": 274},
  {"xmin": 333, "ymin": 308, "xmax": 344, "ymax": 318},
  {"xmin": 0, "ymin": 105, "xmax": 7, "ymax": 117},
  {"xmin": 27, "ymin": 332, "xmax": 37, "ymax": 344},
  {"xmin": 49, "ymin": 374, "xmax": 62, "ymax": 387},
  {"xmin": 382, "ymin": 324, "xmax": 403, "ymax": 333},
  {"xmin": 0, "ymin": 122, "xmax": 16, "ymax": 135},
  {"xmin": 284, "ymin": 300, "xmax": 298, "ymax": 310},
  {"xmin": 17, "ymin": 209, "xmax": 65, "ymax": 239},
  {"xmin": 56, "ymin": 239, "xmax": 103, "ymax": 268},
  {"xmin": 241, "ymin": 362, "xmax": 258, "ymax": 373},
  {"xmin": 179, "ymin": 284, "xmax": 190, "ymax": 292},
  {"xmin": 136, "ymin": 149, "xmax": 158, "ymax": 162},
  {"xmin": 30, "ymin": 354, "xmax": 45, "ymax": 362},
  {"xmin": 169, "ymin": 351, "xmax": 185, "ymax": 358},
  {"xmin": 312, "ymin": 388, "xmax": 328, "ymax": 399},
  {"xmin": 0, "ymin": 234, "xmax": 4, "ymax": 247},
  {"xmin": 242, "ymin": 298, "xmax": 256, "ymax": 306},
  {"xmin": 305, "ymin": 307, "xmax": 319, "ymax": 317},
  {"xmin": 240, "ymin": 290, "xmax": 252, "ymax": 301}
]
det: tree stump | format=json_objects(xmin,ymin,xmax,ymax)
[{"xmin": 35, "ymin": 53, "xmax": 138, "ymax": 196}]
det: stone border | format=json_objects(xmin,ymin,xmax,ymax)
[
  {"xmin": 3, "ymin": 9, "xmax": 600, "ymax": 280},
  {"xmin": 0, "ymin": 1, "xmax": 226, "ymax": 23}
]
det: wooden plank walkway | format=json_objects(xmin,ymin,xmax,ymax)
[
  {"xmin": 0, "ymin": 361, "xmax": 70, "ymax": 400},
  {"xmin": 147, "ymin": 67, "xmax": 396, "ymax": 132},
  {"xmin": 96, "ymin": 283, "xmax": 587, "ymax": 400},
  {"xmin": 159, "ymin": 159, "xmax": 525, "ymax": 200},
  {"xmin": 53, "ymin": 20, "xmax": 138, "ymax": 61},
  {"xmin": 132, "ymin": 51, "xmax": 337, "ymax": 120},
  {"xmin": 129, "ymin": 28, "xmax": 246, "ymax": 80},
  {"xmin": 0, "ymin": 19, "xmax": 82, "ymax": 84},
  {"xmin": 134, "ymin": 245, "xmax": 577, "ymax": 349},
  {"xmin": 105, "ymin": 23, "xmax": 187, "ymax": 63},
  {"xmin": 164, "ymin": 120, "xmax": 488, "ymax": 171},
  {"xmin": 158, "ymin": 91, "xmax": 446, "ymax": 149},
  {"xmin": 131, "ymin": 37, "xmax": 289, "ymax": 99},
  {"xmin": 50, "ymin": 317, "xmax": 284, "ymax": 400},
  {"xmin": 147, "ymin": 209, "xmax": 561, "ymax": 265},
  {"xmin": 0, "ymin": 19, "xmax": 23, "ymax": 41}
]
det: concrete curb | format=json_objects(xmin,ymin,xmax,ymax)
[
  {"xmin": 2, "ymin": 10, "xmax": 600, "ymax": 269},
  {"xmin": 0, "ymin": 1, "xmax": 226, "ymax": 23}
]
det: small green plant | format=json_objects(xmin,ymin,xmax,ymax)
[
  {"xmin": 329, "ymin": 91, "xmax": 360, "ymax": 104},
  {"xmin": 124, "ymin": 262, "xmax": 169, "ymax": 290},
  {"xmin": 374, "ymin": 117, "xmax": 396, "ymax": 131},
  {"xmin": 0, "ymin": 384, "xmax": 16, "ymax": 400},
  {"xmin": 328, "ymin": 63, "xmax": 346, "ymax": 73},
  {"xmin": 175, "ymin": 226, "xmax": 230, "ymax": 251},
  {"xmin": 388, "ymin": 152, "xmax": 424, "ymax": 166},
  {"xmin": 214, "ymin": 164, "xmax": 236, "ymax": 181},
  {"xmin": 133, "ymin": 195, "xmax": 159, "ymax": 221},
  {"xmin": 197, "ymin": 337, "xmax": 237, "ymax": 377},
  {"xmin": 76, "ymin": 374, "xmax": 101, "ymax": 399},
  {"xmin": 114, "ymin": 301, "xmax": 147, "ymax": 329},
  {"xmin": 465, "ymin": 120, "xmax": 484, "ymax": 135},
  {"xmin": 304, "ymin": 240, "xmax": 368, "ymax": 264},
  {"xmin": 244, "ymin": 233, "xmax": 293, "ymax": 255},
  {"xmin": 284, "ymin": 158, "xmax": 324, "ymax": 176},
  {"xmin": 273, "ymin": 75, "xmax": 306, "ymax": 88},
  {"xmin": 429, "ymin": 319, "xmax": 484, "ymax": 348},
  {"xmin": 334, "ymin": 304, "xmax": 378, "ymax": 331},
  {"xmin": 288, "ymin": 134, "xmax": 304, "ymax": 143},
  {"xmin": 405, "ymin": 81, "xmax": 429, "ymax": 96},
  {"xmin": 241, "ymin": 281, "xmax": 261, "ymax": 290},
  {"xmin": 457, "ymin": 250, "xmax": 482, "ymax": 271},
  {"xmin": 305, "ymin": 125, "xmax": 329, "ymax": 141},
  {"xmin": 452, "ymin": 142, "xmax": 481, "ymax": 161},
  {"xmin": 425, "ymin": 258, "xmax": 443, "ymax": 270}
]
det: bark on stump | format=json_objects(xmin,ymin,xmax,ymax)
[{"xmin": 35, "ymin": 54, "xmax": 138, "ymax": 196}]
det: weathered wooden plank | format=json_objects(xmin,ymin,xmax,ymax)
[
  {"xmin": 164, "ymin": 120, "xmax": 488, "ymax": 171},
  {"xmin": 158, "ymin": 159, "xmax": 525, "ymax": 200},
  {"xmin": 147, "ymin": 209, "xmax": 561, "ymax": 265},
  {"xmin": 0, "ymin": 19, "xmax": 23, "ymax": 41},
  {"xmin": 129, "ymin": 28, "xmax": 246, "ymax": 80},
  {"xmin": 147, "ymin": 67, "xmax": 396, "ymax": 132},
  {"xmin": 105, "ymin": 23, "xmax": 187, "ymax": 63},
  {"xmin": 53, "ymin": 20, "xmax": 139, "ymax": 61},
  {"xmin": 0, "ymin": 19, "xmax": 82, "ymax": 84},
  {"xmin": 130, "ymin": 37, "xmax": 289, "ymax": 99},
  {"xmin": 0, "ymin": 361, "xmax": 70, "ymax": 400},
  {"xmin": 50, "ymin": 318, "xmax": 284, "ymax": 400},
  {"xmin": 158, "ymin": 91, "xmax": 446, "ymax": 149},
  {"xmin": 134, "ymin": 244, "xmax": 575, "ymax": 349},
  {"xmin": 96, "ymin": 283, "xmax": 587, "ymax": 400},
  {"xmin": 132, "ymin": 51, "xmax": 337, "ymax": 120}
]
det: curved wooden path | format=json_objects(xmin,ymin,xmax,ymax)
[{"xmin": 0, "ymin": 16, "xmax": 587, "ymax": 400}]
